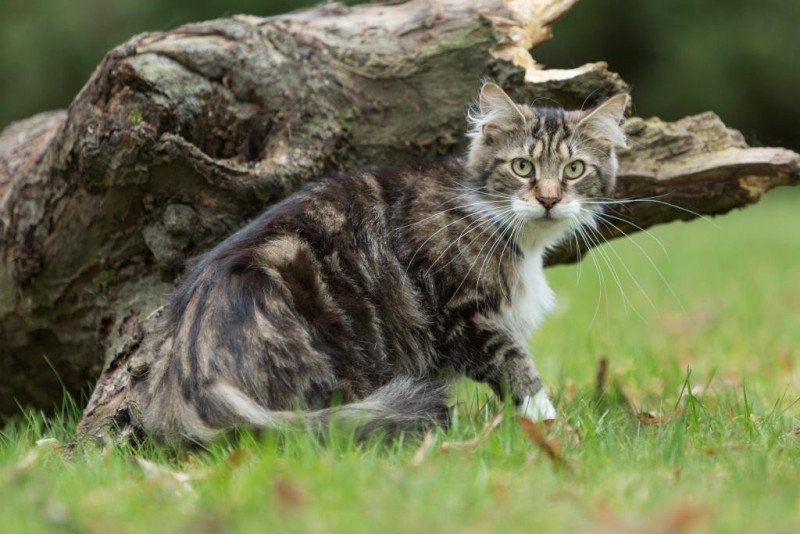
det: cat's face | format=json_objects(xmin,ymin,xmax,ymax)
[{"xmin": 466, "ymin": 83, "xmax": 627, "ymax": 246}]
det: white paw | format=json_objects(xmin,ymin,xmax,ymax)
[{"xmin": 518, "ymin": 389, "xmax": 557, "ymax": 421}]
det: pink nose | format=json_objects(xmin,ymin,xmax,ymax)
[{"xmin": 536, "ymin": 195, "xmax": 560, "ymax": 210}]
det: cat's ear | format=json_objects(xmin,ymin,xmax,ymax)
[
  {"xmin": 479, "ymin": 82, "xmax": 524, "ymax": 120},
  {"xmin": 473, "ymin": 82, "xmax": 525, "ymax": 139},
  {"xmin": 577, "ymin": 93, "xmax": 629, "ymax": 148}
]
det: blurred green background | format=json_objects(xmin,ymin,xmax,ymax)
[{"xmin": 1, "ymin": 0, "xmax": 799, "ymax": 150}]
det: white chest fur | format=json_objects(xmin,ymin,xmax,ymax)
[{"xmin": 501, "ymin": 248, "xmax": 556, "ymax": 342}]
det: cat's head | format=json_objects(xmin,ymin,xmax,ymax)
[{"xmin": 466, "ymin": 82, "xmax": 627, "ymax": 245}]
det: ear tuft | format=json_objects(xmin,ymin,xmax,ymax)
[
  {"xmin": 468, "ymin": 82, "xmax": 525, "ymax": 140},
  {"xmin": 577, "ymin": 93, "xmax": 629, "ymax": 148}
]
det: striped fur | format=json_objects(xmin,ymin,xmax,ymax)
[{"xmin": 130, "ymin": 83, "xmax": 627, "ymax": 443}]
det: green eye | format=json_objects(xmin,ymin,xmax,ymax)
[
  {"xmin": 564, "ymin": 160, "xmax": 585, "ymax": 179},
  {"xmin": 511, "ymin": 158, "xmax": 535, "ymax": 178}
]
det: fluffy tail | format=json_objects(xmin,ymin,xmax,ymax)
[{"xmin": 209, "ymin": 377, "xmax": 448, "ymax": 440}]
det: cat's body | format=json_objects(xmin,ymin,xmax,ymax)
[{"xmin": 131, "ymin": 84, "xmax": 627, "ymax": 443}]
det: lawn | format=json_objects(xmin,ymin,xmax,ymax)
[{"xmin": 1, "ymin": 189, "xmax": 798, "ymax": 533}]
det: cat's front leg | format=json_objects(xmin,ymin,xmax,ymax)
[
  {"xmin": 504, "ymin": 352, "xmax": 557, "ymax": 421},
  {"xmin": 460, "ymin": 329, "xmax": 556, "ymax": 422}
]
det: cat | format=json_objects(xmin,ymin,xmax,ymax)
[{"xmin": 129, "ymin": 82, "xmax": 628, "ymax": 443}]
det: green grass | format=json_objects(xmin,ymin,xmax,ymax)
[{"xmin": 2, "ymin": 190, "xmax": 799, "ymax": 533}]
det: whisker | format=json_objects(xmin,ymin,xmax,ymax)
[
  {"xmin": 425, "ymin": 217, "xmax": 495, "ymax": 275},
  {"xmin": 405, "ymin": 198, "xmax": 514, "ymax": 267},
  {"xmin": 446, "ymin": 211, "xmax": 517, "ymax": 306},
  {"xmin": 404, "ymin": 209, "xmax": 485, "ymax": 272},
  {"xmin": 583, "ymin": 222, "xmax": 657, "ymax": 314},
  {"xmin": 583, "ymin": 197, "xmax": 720, "ymax": 228},
  {"xmin": 495, "ymin": 215, "xmax": 524, "ymax": 302},
  {"xmin": 566, "ymin": 219, "xmax": 591, "ymax": 285},
  {"xmin": 578, "ymin": 220, "xmax": 645, "ymax": 321},
  {"xmin": 441, "ymin": 184, "xmax": 517, "ymax": 202},
  {"xmin": 426, "ymin": 207, "xmax": 517, "ymax": 275},
  {"xmin": 591, "ymin": 210, "xmax": 668, "ymax": 256},
  {"xmin": 475, "ymin": 213, "xmax": 518, "ymax": 296},
  {"xmin": 573, "ymin": 222, "xmax": 607, "ymax": 329},
  {"xmin": 587, "ymin": 208, "xmax": 684, "ymax": 312},
  {"xmin": 391, "ymin": 198, "xmax": 510, "ymax": 234},
  {"xmin": 579, "ymin": 87, "xmax": 605, "ymax": 112}
]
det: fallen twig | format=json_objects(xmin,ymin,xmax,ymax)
[
  {"xmin": 596, "ymin": 357, "xmax": 609, "ymax": 397},
  {"xmin": 519, "ymin": 417, "xmax": 570, "ymax": 470},
  {"xmin": 440, "ymin": 411, "xmax": 504, "ymax": 452},
  {"xmin": 409, "ymin": 431, "xmax": 436, "ymax": 467}
]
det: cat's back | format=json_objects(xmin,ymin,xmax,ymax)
[
  {"xmin": 210, "ymin": 157, "xmax": 466, "ymax": 277},
  {"xmin": 138, "ymin": 165, "xmax": 446, "ymax": 431},
  {"xmin": 178, "ymin": 167, "xmax": 404, "ymax": 287}
]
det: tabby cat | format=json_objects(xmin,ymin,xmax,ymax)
[{"xmin": 130, "ymin": 83, "xmax": 628, "ymax": 442}]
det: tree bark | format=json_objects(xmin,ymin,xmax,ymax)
[{"xmin": 0, "ymin": 0, "xmax": 796, "ymax": 439}]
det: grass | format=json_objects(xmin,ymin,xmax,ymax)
[{"xmin": 2, "ymin": 189, "xmax": 799, "ymax": 533}]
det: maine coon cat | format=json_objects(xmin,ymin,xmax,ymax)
[{"xmin": 130, "ymin": 83, "xmax": 628, "ymax": 442}]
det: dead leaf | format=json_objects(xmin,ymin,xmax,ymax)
[
  {"xmin": 2, "ymin": 437, "xmax": 63, "ymax": 480},
  {"xmin": 652, "ymin": 500, "xmax": 712, "ymax": 534},
  {"xmin": 273, "ymin": 478, "xmax": 305, "ymax": 510},
  {"xmin": 556, "ymin": 421, "xmax": 583, "ymax": 446},
  {"xmin": 35, "ymin": 438, "xmax": 62, "ymax": 450},
  {"xmin": 778, "ymin": 349, "xmax": 792, "ymax": 375},
  {"xmin": 409, "ymin": 431, "xmax": 435, "ymax": 467},
  {"xmin": 637, "ymin": 411, "xmax": 674, "ymax": 425},
  {"xmin": 42, "ymin": 497, "xmax": 70, "ymax": 525},
  {"xmin": 588, "ymin": 500, "xmax": 629, "ymax": 533},
  {"xmin": 490, "ymin": 481, "xmax": 509, "ymax": 505},
  {"xmin": 135, "ymin": 457, "xmax": 199, "ymax": 495},
  {"xmin": 721, "ymin": 371, "xmax": 742, "ymax": 388},
  {"xmin": 441, "ymin": 411, "xmax": 503, "ymax": 452},
  {"xmin": 702, "ymin": 443, "xmax": 747, "ymax": 455},
  {"xmin": 684, "ymin": 372, "xmax": 743, "ymax": 399},
  {"xmin": 563, "ymin": 378, "xmax": 577, "ymax": 404},
  {"xmin": 11, "ymin": 450, "xmax": 42, "ymax": 474},
  {"xmin": 664, "ymin": 308, "xmax": 718, "ymax": 336},
  {"xmin": 224, "ymin": 447, "xmax": 252, "ymax": 468},
  {"xmin": 518, "ymin": 416, "xmax": 569, "ymax": 469}
]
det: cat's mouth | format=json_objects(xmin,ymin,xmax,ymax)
[
  {"xmin": 509, "ymin": 197, "xmax": 576, "ymax": 226},
  {"xmin": 534, "ymin": 210, "xmax": 566, "ymax": 223}
]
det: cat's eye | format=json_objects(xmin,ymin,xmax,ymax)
[
  {"xmin": 563, "ymin": 160, "xmax": 585, "ymax": 179},
  {"xmin": 511, "ymin": 158, "xmax": 535, "ymax": 178}
]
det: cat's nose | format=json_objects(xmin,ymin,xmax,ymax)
[{"xmin": 536, "ymin": 195, "xmax": 561, "ymax": 210}]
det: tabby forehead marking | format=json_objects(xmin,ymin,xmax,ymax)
[
  {"xmin": 557, "ymin": 141, "xmax": 570, "ymax": 160},
  {"xmin": 531, "ymin": 139, "xmax": 544, "ymax": 159}
]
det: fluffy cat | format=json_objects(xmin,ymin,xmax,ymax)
[{"xmin": 130, "ymin": 83, "xmax": 628, "ymax": 443}]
